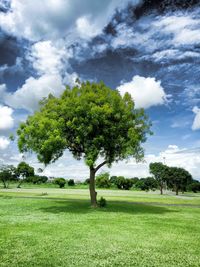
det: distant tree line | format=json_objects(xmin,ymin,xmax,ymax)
[
  {"xmin": 85, "ymin": 164, "xmax": 200, "ymax": 195},
  {"xmin": 0, "ymin": 162, "xmax": 77, "ymax": 189},
  {"xmin": 1, "ymin": 161, "xmax": 200, "ymax": 194},
  {"xmin": 91, "ymin": 172, "xmax": 158, "ymax": 191}
]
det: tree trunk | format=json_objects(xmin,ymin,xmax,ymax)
[
  {"xmin": 176, "ymin": 186, "xmax": 179, "ymax": 195},
  {"xmin": 2, "ymin": 179, "xmax": 7, "ymax": 189},
  {"xmin": 17, "ymin": 178, "xmax": 23, "ymax": 188},
  {"xmin": 3, "ymin": 181, "xmax": 6, "ymax": 188},
  {"xmin": 89, "ymin": 168, "xmax": 97, "ymax": 207},
  {"xmin": 160, "ymin": 183, "xmax": 163, "ymax": 195},
  {"xmin": 88, "ymin": 161, "xmax": 107, "ymax": 207}
]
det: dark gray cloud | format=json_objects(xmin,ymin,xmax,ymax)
[
  {"xmin": 0, "ymin": 32, "xmax": 33, "ymax": 90},
  {"xmin": 0, "ymin": 0, "xmax": 11, "ymax": 13},
  {"xmin": 0, "ymin": 34, "xmax": 21, "ymax": 66}
]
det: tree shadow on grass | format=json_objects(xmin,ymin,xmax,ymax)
[{"xmin": 39, "ymin": 199, "xmax": 179, "ymax": 215}]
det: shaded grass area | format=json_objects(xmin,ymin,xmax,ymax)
[{"xmin": 0, "ymin": 191, "xmax": 200, "ymax": 266}]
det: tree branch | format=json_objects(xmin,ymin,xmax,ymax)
[{"xmin": 94, "ymin": 161, "xmax": 107, "ymax": 173}]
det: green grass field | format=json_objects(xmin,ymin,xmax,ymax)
[{"xmin": 0, "ymin": 188, "xmax": 200, "ymax": 267}]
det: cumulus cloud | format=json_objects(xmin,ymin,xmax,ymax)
[
  {"xmin": 4, "ymin": 40, "xmax": 77, "ymax": 111},
  {"xmin": 0, "ymin": 136, "xmax": 10, "ymax": 150},
  {"xmin": 27, "ymin": 40, "xmax": 66, "ymax": 75},
  {"xmin": 76, "ymin": 16, "xmax": 102, "ymax": 39},
  {"xmin": 5, "ymin": 74, "xmax": 65, "ymax": 111},
  {"xmin": 0, "ymin": 0, "xmax": 141, "ymax": 41},
  {"xmin": 117, "ymin": 76, "xmax": 169, "ymax": 109},
  {"xmin": 192, "ymin": 106, "xmax": 200, "ymax": 130},
  {"xmin": 0, "ymin": 105, "xmax": 14, "ymax": 130}
]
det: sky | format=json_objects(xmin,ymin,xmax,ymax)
[{"xmin": 0, "ymin": 0, "xmax": 200, "ymax": 180}]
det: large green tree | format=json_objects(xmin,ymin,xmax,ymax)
[{"xmin": 17, "ymin": 81, "xmax": 151, "ymax": 206}]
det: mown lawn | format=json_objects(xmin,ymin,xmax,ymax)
[{"xmin": 0, "ymin": 189, "xmax": 200, "ymax": 267}]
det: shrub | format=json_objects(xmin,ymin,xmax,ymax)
[
  {"xmin": 84, "ymin": 178, "xmax": 90, "ymax": 185},
  {"xmin": 130, "ymin": 177, "xmax": 139, "ymax": 185},
  {"xmin": 115, "ymin": 176, "xmax": 133, "ymax": 190},
  {"xmin": 54, "ymin": 178, "xmax": 66, "ymax": 188},
  {"xmin": 98, "ymin": 197, "xmax": 107, "ymax": 207},
  {"xmin": 115, "ymin": 176, "xmax": 125, "ymax": 189},
  {"xmin": 110, "ymin": 176, "xmax": 118, "ymax": 185},
  {"xmin": 123, "ymin": 179, "xmax": 134, "ymax": 190},
  {"xmin": 25, "ymin": 175, "xmax": 48, "ymax": 184},
  {"xmin": 68, "ymin": 179, "xmax": 75, "ymax": 186},
  {"xmin": 144, "ymin": 177, "xmax": 158, "ymax": 191},
  {"xmin": 96, "ymin": 172, "xmax": 110, "ymax": 188},
  {"xmin": 188, "ymin": 182, "xmax": 200, "ymax": 193},
  {"xmin": 135, "ymin": 179, "xmax": 146, "ymax": 190},
  {"xmin": 40, "ymin": 192, "xmax": 48, "ymax": 196},
  {"xmin": 134, "ymin": 177, "xmax": 158, "ymax": 191}
]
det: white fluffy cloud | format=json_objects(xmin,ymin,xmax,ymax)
[
  {"xmin": 76, "ymin": 16, "xmax": 102, "ymax": 39},
  {"xmin": 5, "ymin": 74, "xmax": 65, "ymax": 111},
  {"xmin": 0, "ymin": 136, "xmax": 10, "ymax": 150},
  {"xmin": 4, "ymin": 40, "xmax": 78, "ymax": 111},
  {"xmin": 0, "ymin": 105, "xmax": 14, "ymax": 130},
  {"xmin": 117, "ymin": 76, "xmax": 168, "ymax": 109},
  {"xmin": 28, "ymin": 40, "xmax": 66, "ymax": 75},
  {"xmin": 0, "ymin": 0, "xmax": 141, "ymax": 41},
  {"xmin": 192, "ymin": 106, "xmax": 200, "ymax": 130}
]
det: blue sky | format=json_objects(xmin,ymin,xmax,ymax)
[{"xmin": 0, "ymin": 0, "xmax": 200, "ymax": 179}]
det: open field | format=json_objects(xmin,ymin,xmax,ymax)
[
  {"xmin": 0, "ymin": 188, "xmax": 200, "ymax": 267},
  {"xmin": 1, "ymin": 187, "xmax": 200, "ymax": 205}
]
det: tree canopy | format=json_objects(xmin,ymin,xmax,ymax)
[{"xmin": 17, "ymin": 81, "xmax": 151, "ymax": 206}]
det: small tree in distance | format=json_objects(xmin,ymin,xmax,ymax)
[
  {"xmin": 0, "ymin": 165, "xmax": 17, "ymax": 188},
  {"xmin": 149, "ymin": 162, "xmax": 168, "ymax": 195},
  {"xmin": 166, "ymin": 167, "xmax": 192, "ymax": 195},
  {"xmin": 16, "ymin": 161, "xmax": 34, "ymax": 188},
  {"xmin": 17, "ymin": 81, "xmax": 151, "ymax": 207}
]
